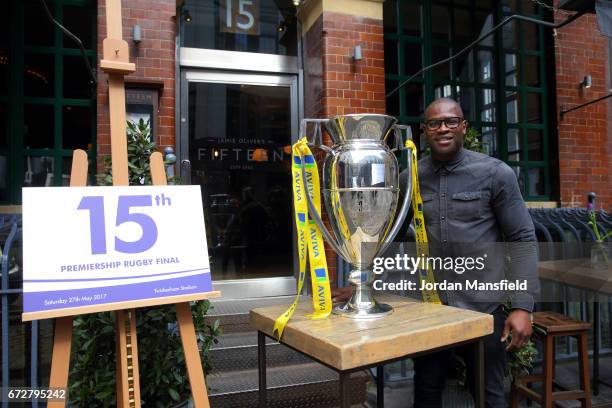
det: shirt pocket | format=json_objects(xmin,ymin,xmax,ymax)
[
  {"xmin": 450, "ymin": 191, "xmax": 483, "ymax": 222},
  {"xmin": 421, "ymin": 193, "xmax": 439, "ymax": 225}
]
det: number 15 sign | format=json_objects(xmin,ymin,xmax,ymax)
[{"xmin": 22, "ymin": 185, "xmax": 214, "ymax": 321}]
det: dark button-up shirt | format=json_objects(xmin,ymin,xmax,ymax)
[{"xmin": 399, "ymin": 148, "xmax": 540, "ymax": 313}]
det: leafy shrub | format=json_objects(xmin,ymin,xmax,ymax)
[
  {"xmin": 69, "ymin": 302, "xmax": 221, "ymax": 407},
  {"xmin": 502, "ymin": 302, "xmax": 538, "ymax": 383},
  {"xmin": 97, "ymin": 118, "xmax": 156, "ymax": 186},
  {"xmin": 463, "ymin": 127, "xmax": 486, "ymax": 153}
]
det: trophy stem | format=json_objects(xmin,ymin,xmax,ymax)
[{"xmin": 333, "ymin": 268, "xmax": 393, "ymax": 319}]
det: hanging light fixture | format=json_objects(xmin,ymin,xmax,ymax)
[
  {"xmin": 580, "ymin": 75, "xmax": 592, "ymax": 89},
  {"xmin": 133, "ymin": 24, "xmax": 142, "ymax": 44},
  {"xmin": 183, "ymin": 9, "xmax": 192, "ymax": 23}
]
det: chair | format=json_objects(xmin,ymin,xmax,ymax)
[{"xmin": 511, "ymin": 311, "xmax": 592, "ymax": 408}]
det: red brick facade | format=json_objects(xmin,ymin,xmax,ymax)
[
  {"xmin": 96, "ymin": 0, "xmax": 176, "ymax": 172},
  {"xmin": 303, "ymin": 10, "xmax": 386, "ymax": 285},
  {"xmin": 93, "ymin": 2, "xmax": 611, "ymax": 289},
  {"xmin": 554, "ymin": 6, "xmax": 612, "ymax": 210},
  {"xmin": 304, "ymin": 12, "xmax": 386, "ymax": 119}
]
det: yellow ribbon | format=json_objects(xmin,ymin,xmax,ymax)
[
  {"xmin": 405, "ymin": 139, "xmax": 441, "ymax": 304},
  {"xmin": 273, "ymin": 138, "xmax": 332, "ymax": 340}
]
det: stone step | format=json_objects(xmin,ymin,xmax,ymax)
[
  {"xmin": 211, "ymin": 331, "xmax": 313, "ymax": 372},
  {"xmin": 208, "ymin": 363, "xmax": 368, "ymax": 408},
  {"xmin": 206, "ymin": 295, "xmax": 296, "ymax": 334},
  {"xmin": 205, "ymin": 296, "xmax": 370, "ymax": 407},
  {"xmin": 205, "ymin": 312, "xmax": 252, "ymax": 334}
]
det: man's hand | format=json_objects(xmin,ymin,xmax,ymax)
[
  {"xmin": 501, "ymin": 309, "xmax": 532, "ymax": 350},
  {"xmin": 331, "ymin": 287, "xmax": 352, "ymax": 303}
]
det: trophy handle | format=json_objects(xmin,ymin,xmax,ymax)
[
  {"xmin": 386, "ymin": 124, "xmax": 409, "ymax": 153},
  {"xmin": 294, "ymin": 147, "xmax": 351, "ymax": 262},
  {"xmin": 378, "ymin": 126, "xmax": 414, "ymax": 255},
  {"xmin": 300, "ymin": 119, "xmax": 333, "ymax": 153}
]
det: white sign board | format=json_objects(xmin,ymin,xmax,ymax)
[{"xmin": 22, "ymin": 185, "xmax": 214, "ymax": 321}]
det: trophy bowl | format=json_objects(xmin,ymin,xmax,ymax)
[{"xmin": 298, "ymin": 114, "xmax": 413, "ymax": 319}]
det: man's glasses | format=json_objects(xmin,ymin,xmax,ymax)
[{"xmin": 423, "ymin": 117, "xmax": 465, "ymax": 131}]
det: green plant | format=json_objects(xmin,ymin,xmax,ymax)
[
  {"xmin": 98, "ymin": 118, "xmax": 156, "ymax": 186},
  {"xmin": 463, "ymin": 127, "xmax": 486, "ymax": 153},
  {"xmin": 69, "ymin": 302, "xmax": 221, "ymax": 407},
  {"xmin": 588, "ymin": 210, "xmax": 612, "ymax": 243},
  {"xmin": 587, "ymin": 209, "xmax": 611, "ymax": 265},
  {"xmin": 502, "ymin": 301, "xmax": 538, "ymax": 383},
  {"xmin": 69, "ymin": 313, "xmax": 117, "ymax": 406},
  {"xmin": 452, "ymin": 303, "xmax": 538, "ymax": 387},
  {"xmin": 69, "ymin": 120, "xmax": 221, "ymax": 406}
]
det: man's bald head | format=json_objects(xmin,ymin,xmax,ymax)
[
  {"xmin": 424, "ymin": 98, "xmax": 464, "ymax": 120},
  {"xmin": 422, "ymin": 97, "xmax": 467, "ymax": 161}
]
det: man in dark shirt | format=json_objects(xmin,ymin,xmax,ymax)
[
  {"xmin": 406, "ymin": 98, "xmax": 539, "ymax": 407},
  {"xmin": 333, "ymin": 98, "xmax": 539, "ymax": 407}
]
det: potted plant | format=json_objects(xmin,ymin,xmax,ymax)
[{"xmin": 586, "ymin": 194, "xmax": 611, "ymax": 267}]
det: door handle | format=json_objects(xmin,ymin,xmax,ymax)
[{"xmin": 180, "ymin": 159, "xmax": 192, "ymax": 184}]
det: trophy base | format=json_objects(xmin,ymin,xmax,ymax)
[{"xmin": 332, "ymin": 302, "xmax": 393, "ymax": 319}]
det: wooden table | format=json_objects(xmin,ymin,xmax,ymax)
[
  {"xmin": 539, "ymin": 259, "xmax": 612, "ymax": 295},
  {"xmin": 250, "ymin": 296, "xmax": 493, "ymax": 408},
  {"xmin": 539, "ymin": 259, "xmax": 612, "ymax": 396}
]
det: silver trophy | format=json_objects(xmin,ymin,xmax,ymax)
[{"xmin": 298, "ymin": 114, "xmax": 413, "ymax": 318}]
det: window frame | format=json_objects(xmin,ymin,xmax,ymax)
[
  {"xmin": 2, "ymin": 0, "xmax": 97, "ymax": 205},
  {"xmin": 383, "ymin": 0, "xmax": 552, "ymax": 200}
]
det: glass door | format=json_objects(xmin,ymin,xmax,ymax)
[{"xmin": 180, "ymin": 71, "xmax": 298, "ymax": 298}]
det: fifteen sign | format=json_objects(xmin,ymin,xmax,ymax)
[{"xmin": 220, "ymin": 0, "xmax": 260, "ymax": 35}]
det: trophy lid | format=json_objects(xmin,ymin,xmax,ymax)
[{"xmin": 324, "ymin": 114, "xmax": 398, "ymax": 144}]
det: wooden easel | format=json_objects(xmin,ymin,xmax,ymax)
[{"xmin": 47, "ymin": 1, "xmax": 214, "ymax": 407}]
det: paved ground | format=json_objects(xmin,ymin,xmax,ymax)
[{"xmin": 362, "ymin": 356, "xmax": 612, "ymax": 407}]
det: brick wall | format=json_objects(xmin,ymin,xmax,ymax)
[
  {"xmin": 303, "ymin": 10, "xmax": 386, "ymax": 285},
  {"xmin": 320, "ymin": 12, "xmax": 386, "ymax": 118},
  {"xmin": 304, "ymin": 12, "xmax": 385, "ymax": 117},
  {"xmin": 554, "ymin": 6, "xmax": 612, "ymax": 210},
  {"xmin": 96, "ymin": 0, "xmax": 176, "ymax": 172}
]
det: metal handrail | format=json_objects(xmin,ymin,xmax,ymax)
[{"xmin": 0, "ymin": 215, "xmax": 24, "ymax": 408}]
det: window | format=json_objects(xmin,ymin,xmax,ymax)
[
  {"xmin": 0, "ymin": 3, "xmax": 9, "ymax": 202},
  {"xmin": 383, "ymin": 0, "xmax": 552, "ymax": 200},
  {"xmin": 1, "ymin": 0, "xmax": 96, "ymax": 204},
  {"xmin": 1, "ymin": 0, "xmax": 96, "ymax": 391},
  {"xmin": 383, "ymin": 1, "xmax": 425, "ymax": 151},
  {"xmin": 499, "ymin": 1, "xmax": 549, "ymax": 199}
]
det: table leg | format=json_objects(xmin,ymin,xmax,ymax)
[
  {"xmin": 339, "ymin": 371, "xmax": 350, "ymax": 408},
  {"xmin": 377, "ymin": 365, "xmax": 385, "ymax": 408},
  {"xmin": 258, "ymin": 331, "xmax": 267, "ymax": 408},
  {"xmin": 594, "ymin": 301, "xmax": 600, "ymax": 396},
  {"xmin": 473, "ymin": 339, "xmax": 485, "ymax": 408}
]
